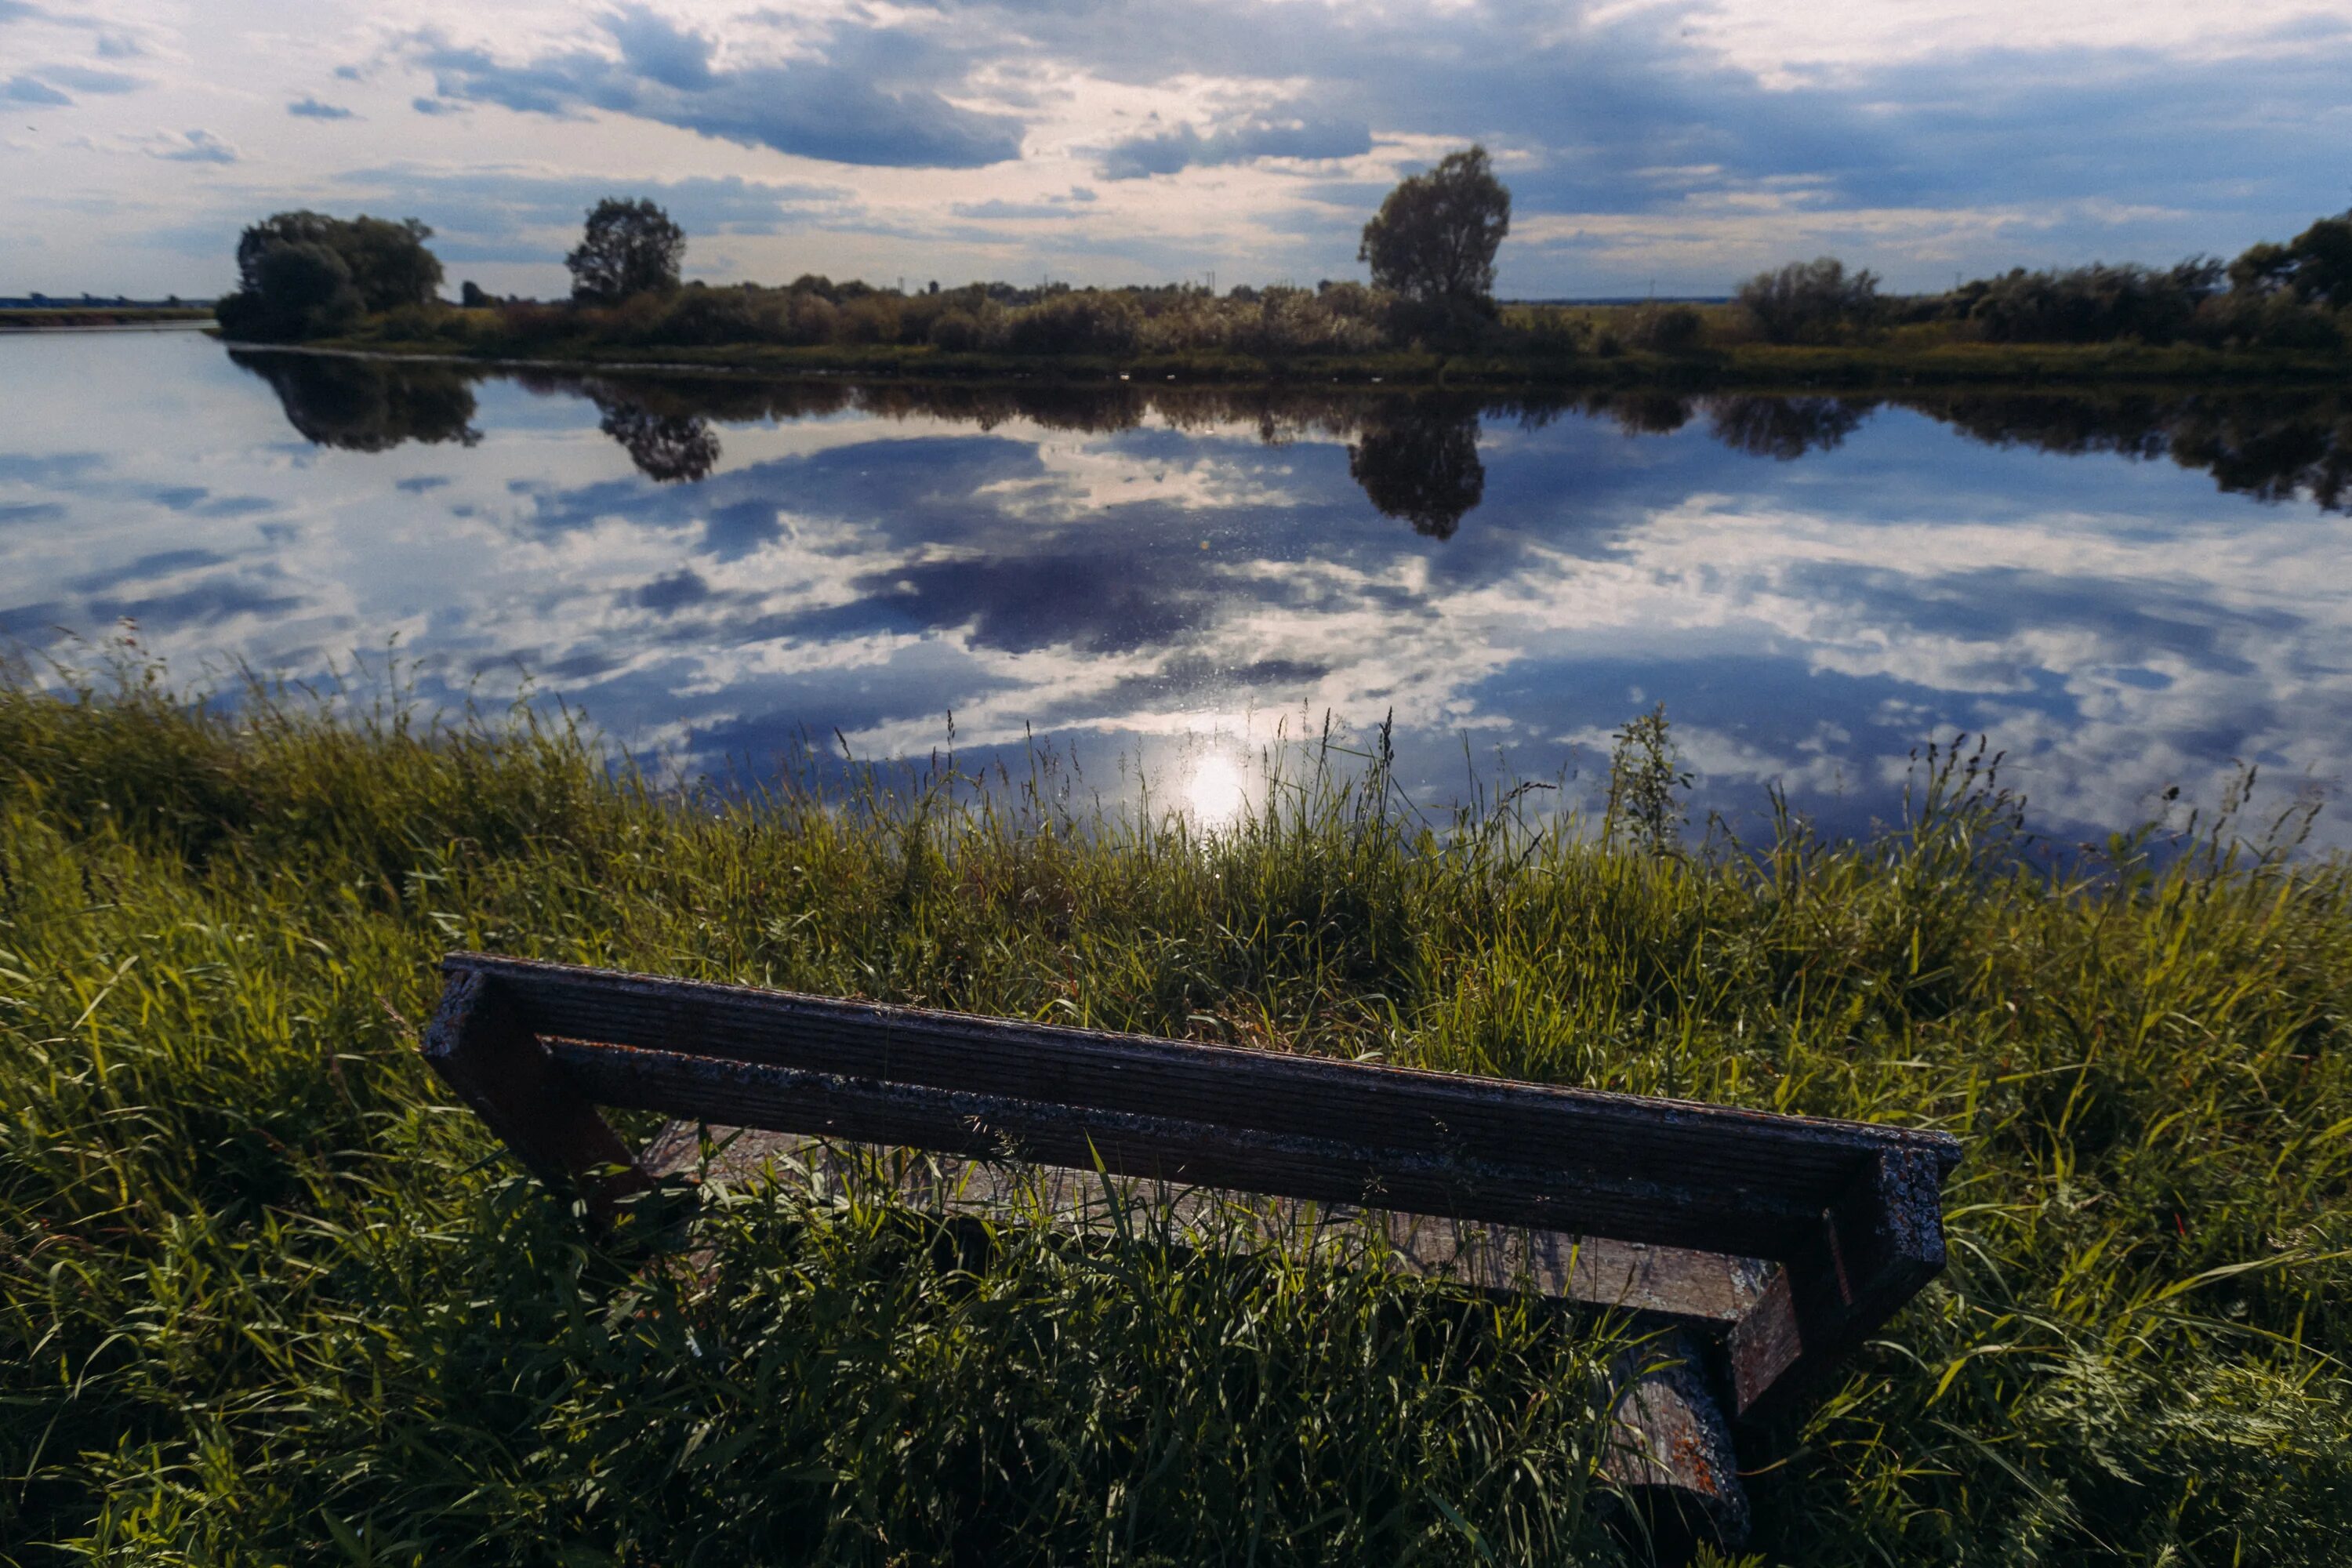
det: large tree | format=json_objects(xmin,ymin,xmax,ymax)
[
  {"xmin": 567, "ymin": 198, "xmax": 687, "ymax": 304},
  {"xmin": 1358, "ymin": 147, "xmax": 1511, "ymax": 313},
  {"xmin": 217, "ymin": 211, "xmax": 441, "ymax": 340}
]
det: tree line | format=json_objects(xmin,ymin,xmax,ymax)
[{"xmin": 216, "ymin": 158, "xmax": 2352, "ymax": 360}]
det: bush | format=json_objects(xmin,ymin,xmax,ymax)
[
  {"xmin": 2193, "ymin": 291, "xmax": 2345, "ymax": 351},
  {"xmin": 1958, "ymin": 260, "xmax": 2223, "ymax": 345},
  {"xmin": 926, "ymin": 307, "xmax": 982, "ymax": 351},
  {"xmin": 1737, "ymin": 257, "xmax": 1881, "ymax": 344},
  {"xmin": 659, "ymin": 285, "xmax": 769, "ymax": 347},
  {"xmin": 1622, "ymin": 303, "xmax": 1705, "ymax": 354},
  {"xmin": 1005, "ymin": 292, "xmax": 1142, "ymax": 355},
  {"xmin": 835, "ymin": 295, "xmax": 902, "ymax": 346}
]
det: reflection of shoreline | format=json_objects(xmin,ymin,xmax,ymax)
[
  {"xmin": 9, "ymin": 336, "xmax": 2346, "ymax": 858},
  {"xmin": 229, "ymin": 347, "xmax": 2352, "ymax": 522}
]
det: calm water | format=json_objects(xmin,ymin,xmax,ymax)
[{"xmin": 5, "ymin": 330, "xmax": 2350, "ymax": 848}]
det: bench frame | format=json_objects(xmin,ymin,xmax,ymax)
[{"xmin": 424, "ymin": 952, "xmax": 1960, "ymax": 1547}]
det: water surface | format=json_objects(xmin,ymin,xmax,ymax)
[{"xmin": 4, "ymin": 330, "xmax": 2348, "ymax": 848}]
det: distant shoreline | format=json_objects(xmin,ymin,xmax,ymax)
[
  {"xmin": 230, "ymin": 329, "xmax": 2352, "ymax": 394},
  {"xmin": 0, "ymin": 306, "xmax": 214, "ymax": 331}
]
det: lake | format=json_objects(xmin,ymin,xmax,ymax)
[{"xmin": 4, "ymin": 329, "xmax": 2348, "ymax": 850}]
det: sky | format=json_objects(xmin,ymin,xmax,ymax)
[{"xmin": 3, "ymin": 0, "xmax": 2350, "ymax": 299}]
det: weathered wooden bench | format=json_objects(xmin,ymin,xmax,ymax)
[{"xmin": 424, "ymin": 951, "xmax": 1960, "ymax": 1557}]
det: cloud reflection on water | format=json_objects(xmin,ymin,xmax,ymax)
[{"xmin": 2, "ymin": 332, "xmax": 2348, "ymax": 850}]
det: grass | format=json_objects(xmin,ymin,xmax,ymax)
[
  {"xmin": 2, "ymin": 662, "xmax": 2348, "ymax": 1564},
  {"xmin": 285, "ymin": 305, "xmax": 2352, "ymax": 392},
  {"xmin": 0, "ymin": 308, "xmax": 213, "ymax": 330}
]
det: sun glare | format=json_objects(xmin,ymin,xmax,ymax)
[{"xmin": 1185, "ymin": 751, "xmax": 1250, "ymax": 828}]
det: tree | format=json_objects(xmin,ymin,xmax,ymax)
[
  {"xmin": 2230, "ymin": 212, "xmax": 2352, "ymax": 307},
  {"xmin": 217, "ymin": 210, "xmax": 441, "ymax": 340},
  {"xmin": 567, "ymin": 198, "xmax": 686, "ymax": 304},
  {"xmin": 1358, "ymin": 147, "xmax": 1511, "ymax": 314},
  {"xmin": 1735, "ymin": 257, "xmax": 1880, "ymax": 344}
]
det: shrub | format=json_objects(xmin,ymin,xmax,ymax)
[
  {"xmin": 1958, "ymin": 260, "xmax": 2223, "ymax": 345},
  {"xmin": 1006, "ymin": 292, "xmax": 1142, "ymax": 355},
  {"xmin": 659, "ymin": 285, "xmax": 769, "ymax": 347},
  {"xmin": 1621, "ymin": 303, "xmax": 1705, "ymax": 354},
  {"xmin": 835, "ymin": 295, "xmax": 902, "ymax": 346},
  {"xmin": 926, "ymin": 308, "xmax": 982, "ymax": 351},
  {"xmin": 1737, "ymin": 257, "xmax": 1881, "ymax": 344}
]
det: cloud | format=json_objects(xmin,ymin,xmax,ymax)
[
  {"xmin": 2, "ymin": 75, "xmax": 70, "ymax": 106},
  {"xmin": 1099, "ymin": 114, "xmax": 1374, "ymax": 180},
  {"xmin": 150, "ymin": 129, "xmax": 236, "ymax": 164},
  {"xmin": 38, "ymin": 64, "xmax": 140, "ymax": 93},
  {"xmin": 951, "ymin": 188, "xmax": 1099, "ymax": 220},
  {"xmin": 630, "ymin": 568, "xmax": 713, "ymax": 612},
  {"xmin": 288, "ymin": 96, "xmax": 356, "ymax": 120},
  {"xmin": 410, "ymin": 96, "xmax": 464, "ymax": 116},
  {"xmin": 604, "ymin": 5, "xmax": 713, "ymax": 93},
  {"xmin": 409, "ymin": 8, "xmax": 1026, "ymax": 169},
  {"xmin": 335, "ymin": 166, "xmax": 856, "ymax": 258}
]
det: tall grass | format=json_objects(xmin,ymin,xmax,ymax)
[{"xmin": 2, "ymin": 666, "xmax": 2347, "ymax": 1564}]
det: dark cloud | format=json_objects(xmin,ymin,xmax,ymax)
[
  {"xmin": 630, "ymin": 568, "xmax": 714, "ymax": 612},
  {"xmin": 0, "ymin": 500, "xmax": 66, "ymax": 525},
  {"xmin": 605, "ymin": 5, "xmax": 715, "ymax": 92},
  {"xmin": 288, "ymin": 96, "xmax": 356, "ymax": 120},
  {"xmin": 1099, "ymin": 114, "xmax": 1372, "ymax": 180},
  {"xmin": 411, "ymin": 96, "xmax": 464, "ymax": 116},
  {"xmin": 411, "ymin": 7, "xmax": 1025, "ymax": 169},
  {"xmin": 2, "ymin": 74, "xmax": 69, "ymax": 106},
  {"xmin": 68, "ymin": 547, "xmax": 230, "ymax": 593},
  {"xmin": 86, "ymin": 575, "xmax": 304, "ymax": 630}
]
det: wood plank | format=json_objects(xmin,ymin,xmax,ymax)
[
  {"xmin": 554, "ymin": 1036, "xmax": 1836, "ymax": 1258},
  {"xmin": 640, "ymin": 1121, "xmax": 1775, "ymax": 1324},
  {"xmin": 448, "ymin": 952, "xmax": 1958, "ymax": 1266}
]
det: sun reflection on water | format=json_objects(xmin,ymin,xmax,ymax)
[{"xmin": 1183, "ymin": 750, "xmax": 1251, "ymax": 828}]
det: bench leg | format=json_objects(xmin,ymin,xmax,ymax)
[
  {"xmin": 422, "ymin": 968, "xmax": 652, "ymax": 1225},
  {"xmin": 1602, "ymin": 1328, "xmax": 1751, "ymax": 1561}
]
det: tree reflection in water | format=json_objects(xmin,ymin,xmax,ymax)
[
  {"xmin": 230, "ymin": 348, "xmax": 2352, "ymax": 521},
  {"xmin": 228, "ymin": 350, "xmax": 480, "ymax": 452},
  {"xmin": 1346, "ymin": 398, "xmax": 1486, "ymax": 539},
  {"xmin": 1706, "ymin": 396, "xmax": 1878, "ymax": 460},
  {"xmin": 590, "ymin": 397, "xmax": 722, "ymax": 484}
]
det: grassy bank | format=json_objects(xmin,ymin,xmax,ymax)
[
  {"xmin": 2, "ymin": 670, "xmax": 2347, "ymax": 1564},
  {"xmin": 0, "ymin": 307, "xmax": 213, "ymax": 331},
  {"xmin": 289, "ymin": 318, "xmax": 2352, "ymax": 391}
]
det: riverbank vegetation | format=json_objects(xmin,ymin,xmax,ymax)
[
  {"xmin": 212, "ymin": 169, "xmax": 2352, "ymax": 388},
  {"xmin": 2, "ymin": 663, "xmax": 2347, "ymax": 1563},
  {"xmin": 0, "ymin": 305, "xmax": 212, "ymax": 330}
]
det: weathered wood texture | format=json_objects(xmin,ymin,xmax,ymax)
[{"xmin": 424, "ymin": 949, "xmax": 1958, "ymax": 1437}]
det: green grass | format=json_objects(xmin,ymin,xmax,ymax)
[
  {"xmin": 2, "ymin": 664, "xmax": 2347, "ymax": 1564},
  {"xmin": 290, "ymin": 307, "xmax": 2352, "ymax": 392}
]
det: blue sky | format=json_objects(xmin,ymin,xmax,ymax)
[{"xmin": 3, "ymin": 0, "xmax": 2350, "ymax": 298}]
